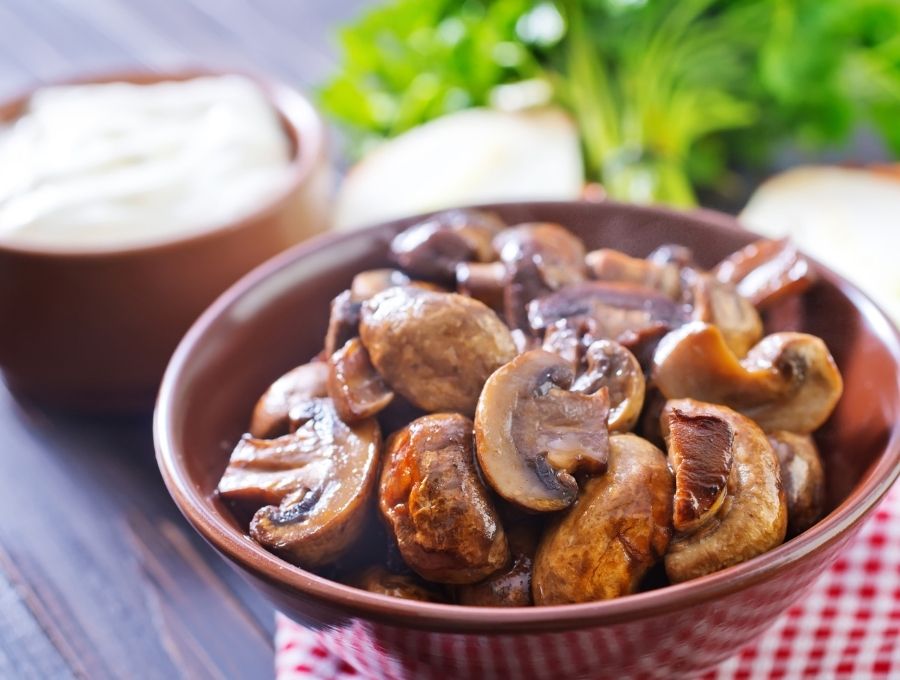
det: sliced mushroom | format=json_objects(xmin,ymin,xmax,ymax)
[
  {"xmin": 352, "ymin": 565, "xmax": 446, "ymax": 602},
  {"xmin": 457, "ymin": 524, "xmax": 538, "ymax": 607},
  {"xmin": 714, "ymin": 238, "xmax": 816, "ymax": 310},
  {"xmin": 379, "ymin": 413, "xmax": 509, "ymax": 584},
  {"xmin": 586, "ymin": 248, "xmax": 681, "ymax": 299},
  {"xmin": 390, "ymin": 209, "xmax": 504, "ymax": 282},
  {"xmin": 475, "ymin": 350, "xmax": 610, "ymax": 512},
  {"xmin": 662, "ymin": 407, "xmax": 735, "ymax": 534},
  {"xmin": 495, "ymin": 222, "xmax": 587, "ymax": 328},
  {"xmin": 327, "ymin": 337, "xmax": 394, "ymax": 422},
  {"xmin": 249, "ymin": 361, "xmax": 329, "ymax": 438},
  {"xmin": 572, "ymin": 340, "xmax": 645, "ymax": 433},
  {"xmin": 532, "ymin": 434, "xmax": 673, "ymax": 604},
  {"xmin": 359, "ymin": 287, "xmax": 516, "ymax": 415},
  {"xmin": 541, "ymin": 316, "xmax": 596, "ymax": 368},
  {"xmin": 689, "ymin": 274, "xmax": 762, "ymax": 358},
  {"xmin": 231, "ymin": 400, "xmax": 380, "ymax": 568},
  {"xmin": 768, "ymin": 431, "xmax": 826, "ymax": 535},
  {"xmin": 324, "ymin": 290, "xmax": 361, "ymax": 358},
  {"xmin": 527, "ymin": 281, "xmax": 689, "ymax": 336},
  {"xmin": 652, "ymin": 322, "xmax": 843, "ymax": 433},
  {"xmin": 350, "ymin": 269, "xmax": 412, "ymax": 302},
  {"xmin": 662, "ymin": 399, "xmax": 787, "ymax": 583}
]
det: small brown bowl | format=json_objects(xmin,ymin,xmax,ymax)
[
  {"xmin": 155, "ymin": 201, "xmax": 900, "ymax": 679},
  {"xmin": 0, "ymin": 70, "xmax": 331, "ymax": 412}
]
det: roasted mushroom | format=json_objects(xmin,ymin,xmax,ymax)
[
  {"xmin": 324, "ymin": 290, "xmax": 361, "ymax": 358},
  {"xmin": 571, "ymin": 340, "xmax": 645, "ymax": 433},
  {"xmin": 532, "ymin": 434, "xmax": 673, "ymax": 604},
  {"xmin": 768, "ymin": 431, "xmax": 826, "ymax": 535},
  {"xmin": 360, "ymin": 286, "xmax": 516, "ymax": 415},
  {"xmin": 455, "ymin": 260, "xmax": 508, "ymax": 314},
  {"xmin": 714, "ymin": 238, "xmax": 816, "ymax": 310},
  {"xmin": 379, "ymin": 413, "xmax": 509, "ymax": 584},
  {"xmin": 475, "ymin": 350, "xmax": 609, "ymax": 512},
  {"xmin": 662, "ymin": 399, "xmax": 787, "ymax": 583},
  {"xmin": 350, "ymin": 268, "xmax": 413, "ymax": 302},
  {"xmin": 456, "ymin": 524, "xmax": 538, "ymax": 607},
  {"xmin": 223, "ymin": 400, "xmax": 381, "ymax": 568},
  {"xmin": 352, "ymin": 565, "xmax": 445, "ymax": 602},
  {"xmin": 653, "ymin": 322, "xmax": 843, "ymax": 433},
  {"xmin": 663, "ymin": 406, "xmax": 735, "ymax": 534},
  {"xmin": 249, "ymin": 361, "xmax": 329, "ymax": 438},
  {"xmin": 327, "ymin": 337, "xmax": 394, "ymax": 422},
  {"xmin": 390, "ymin": 209, "xmax": 503, "ymax": 283},
  {"xmin": 586, "ymin": 248, "xmax": 681, "ymax": 299},
  {"xmin": 495, "ymin": 222, "xmax": 587, "ymax": 328},
  {"xmin": 689, "ymin": 274, "xmax": 763, "ymax": 358}
]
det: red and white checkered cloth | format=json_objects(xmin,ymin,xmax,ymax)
[{"xmin": 275, "ymin": 486, "xmax": 900, "ymax": 679}]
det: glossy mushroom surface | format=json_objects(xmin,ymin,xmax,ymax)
[
  {"xmin": 360, "ymin": 287, "xmax": 516, "ymax": 415},
  {"xmin": 662, "ymin": 399, "xmax": 787, "ymax": 583},
  {"xmin": 390, "ymin": 209, "xmax": 503, "ymax": 283},
  {"xmin": 234, "ymin": 400, "xmax": 382, "ymax": 568},
  {"xmin": 352, "ymin": 565, "xmax": 446, "ymax": 602},
  {"xmin": 571, "ymin": 339, "xmax": 645, "ymax": 432},
  {"xmin": 379, "ymin": 413, "xmax": 509, "ymax": 584},
  {"xmin": 475, "ymin": 350, "xmax": 610, "ymax": 512},
  {"xmin": 248, "ymin": 361, "xmax": 329, "ymax": 438},
  {"xmin": 532, "ymin": 434, "xmax": 673, "ymax": 604},
  {"xmin": 456, "ymin": 524, "xmax": 538, "ymax": 607},
  {"xmin": 714, "ymin": 238, "xmax": 815, "ymax": 310},
  {"xmin": 653, "ymin": 322, "xmax": 843, "ymax": 433},
  {"xmin": 768, "ymin": 431, "xmax": 826, "ymax": 535},
  {"xmin": 327, "ymin": 337, "xmax": 394, "ymax": 422}
]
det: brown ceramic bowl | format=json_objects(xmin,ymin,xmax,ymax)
[
  {"xmin": 155, "ymin": 201, "xmax": 900, "ymax": 679},
  {"xmin": 0, "ymin": 70, "xmax": 331, "ymax": 412}
]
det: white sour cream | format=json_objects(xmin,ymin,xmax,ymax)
[{"xmin": 0, "ymin": 75, "xmax": 294, "ymax": 248}]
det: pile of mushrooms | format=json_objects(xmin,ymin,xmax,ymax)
[{"xmin": 217, "ymin": 209, "xmax": 842, "ymax": 606}]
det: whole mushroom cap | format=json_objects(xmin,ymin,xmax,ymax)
[{"xmin": 360, "ymin": 286, "xmax": 516, "ymax": 415}]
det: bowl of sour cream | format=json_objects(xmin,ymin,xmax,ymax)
[{"xmin": 0, "ymin": 71, "xmax": 331, "ymax": 412}]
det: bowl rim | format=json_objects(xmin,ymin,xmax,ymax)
[
  {"xmin": 0, "ymin": 67, "xmax": 326, "ymax": 259},
  {"xmin": 155, "ymin": 200, "xmax": 900, "ymax": 633}
]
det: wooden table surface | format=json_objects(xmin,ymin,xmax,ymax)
[{"xmin": 0, "ymin": 2, "xmax": 364, "ymax": 678}]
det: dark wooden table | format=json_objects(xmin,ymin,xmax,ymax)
[{"xmin": 0, "ymin": 2, "xmax": 365, "ymax": 678}]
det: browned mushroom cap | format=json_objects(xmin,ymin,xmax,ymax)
[
  {"xmin": 475, "ymin": 350, "xmax": 610, "ymax": 512},
  {"xmin": 249, "ymin": 361, "xmax": 329, "ymax": 438},
  {"xmin": 714, "ymin": 238, "xmax": 816, "ymax": 310},
  {"xmin": 350, "ymin": 269, "xmax": 412, "ymax": 302},
  {"xmin": 768, "ymin": 431, "xmax": 826, "ymax": 535},
  {"xmin": 359, "ymin": 286, "xmax": 516, "ymax": 415},
  {"xmin": 572, "ymin": 340, "xmax": 645, "ymax": 433},
  {"xmin": 225, "ymin": 400, "xmax": 381, "ymax": 568},
  {"xmin": 495, "ymin": 223, "xmax": 588, "ymax": 328},
  {"xmin": 532, "ymin": 434, "xmax": 673, "ymax": 604},
  {"xmin": 652, "ymin": 322, "xmax": 844, "ymax": 433},
  {"xmin": 495, "ymin": 222, "xmax": 587, "ymax": 289},
  {"xmin": 324, "ymin": 290, "xmax": 361, "ymax": 358},
  {"xmin": 457, "ymin": 523, "xmax": 538, "ymax": 607},
  {"xmin": 390, "ymin": 209, "xmax": 504, "ymax": 282},
  {"xmin": 327, "ymin": 337, "xmax": 394, "ymax": 423},
  {"xmin": 689, "ymin": 274, "xmax": 762, "ymax": 358},
  {"xmin": 379, "ymin": 413, "xmax": 509, "ymax": 584},
  {"xmin": 662, "ymin": 407, "xmax": 735, "ymax": 534},
  {"xmin": 586, "ymin": 249, "xmax": 681, "ymax": 299},
  {"xmin": 352, "ymin": 565, "xmax": 446, "ymax": 602},
  {"xmin": 541, "ymin": 317, "xmax": 596, "ymax": 368},
  {"xmin": 662, "ymin": 399, "xmax": 787, "ymax": 583}
]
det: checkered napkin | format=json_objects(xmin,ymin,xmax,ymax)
[{"xmin": 275, "ymin": 486, "xmax": 900, "ymax": 679}]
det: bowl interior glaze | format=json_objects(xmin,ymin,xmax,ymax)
[{"xmin": 156, "ymin": 201, "xmax": 900, "ymax": 632}]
